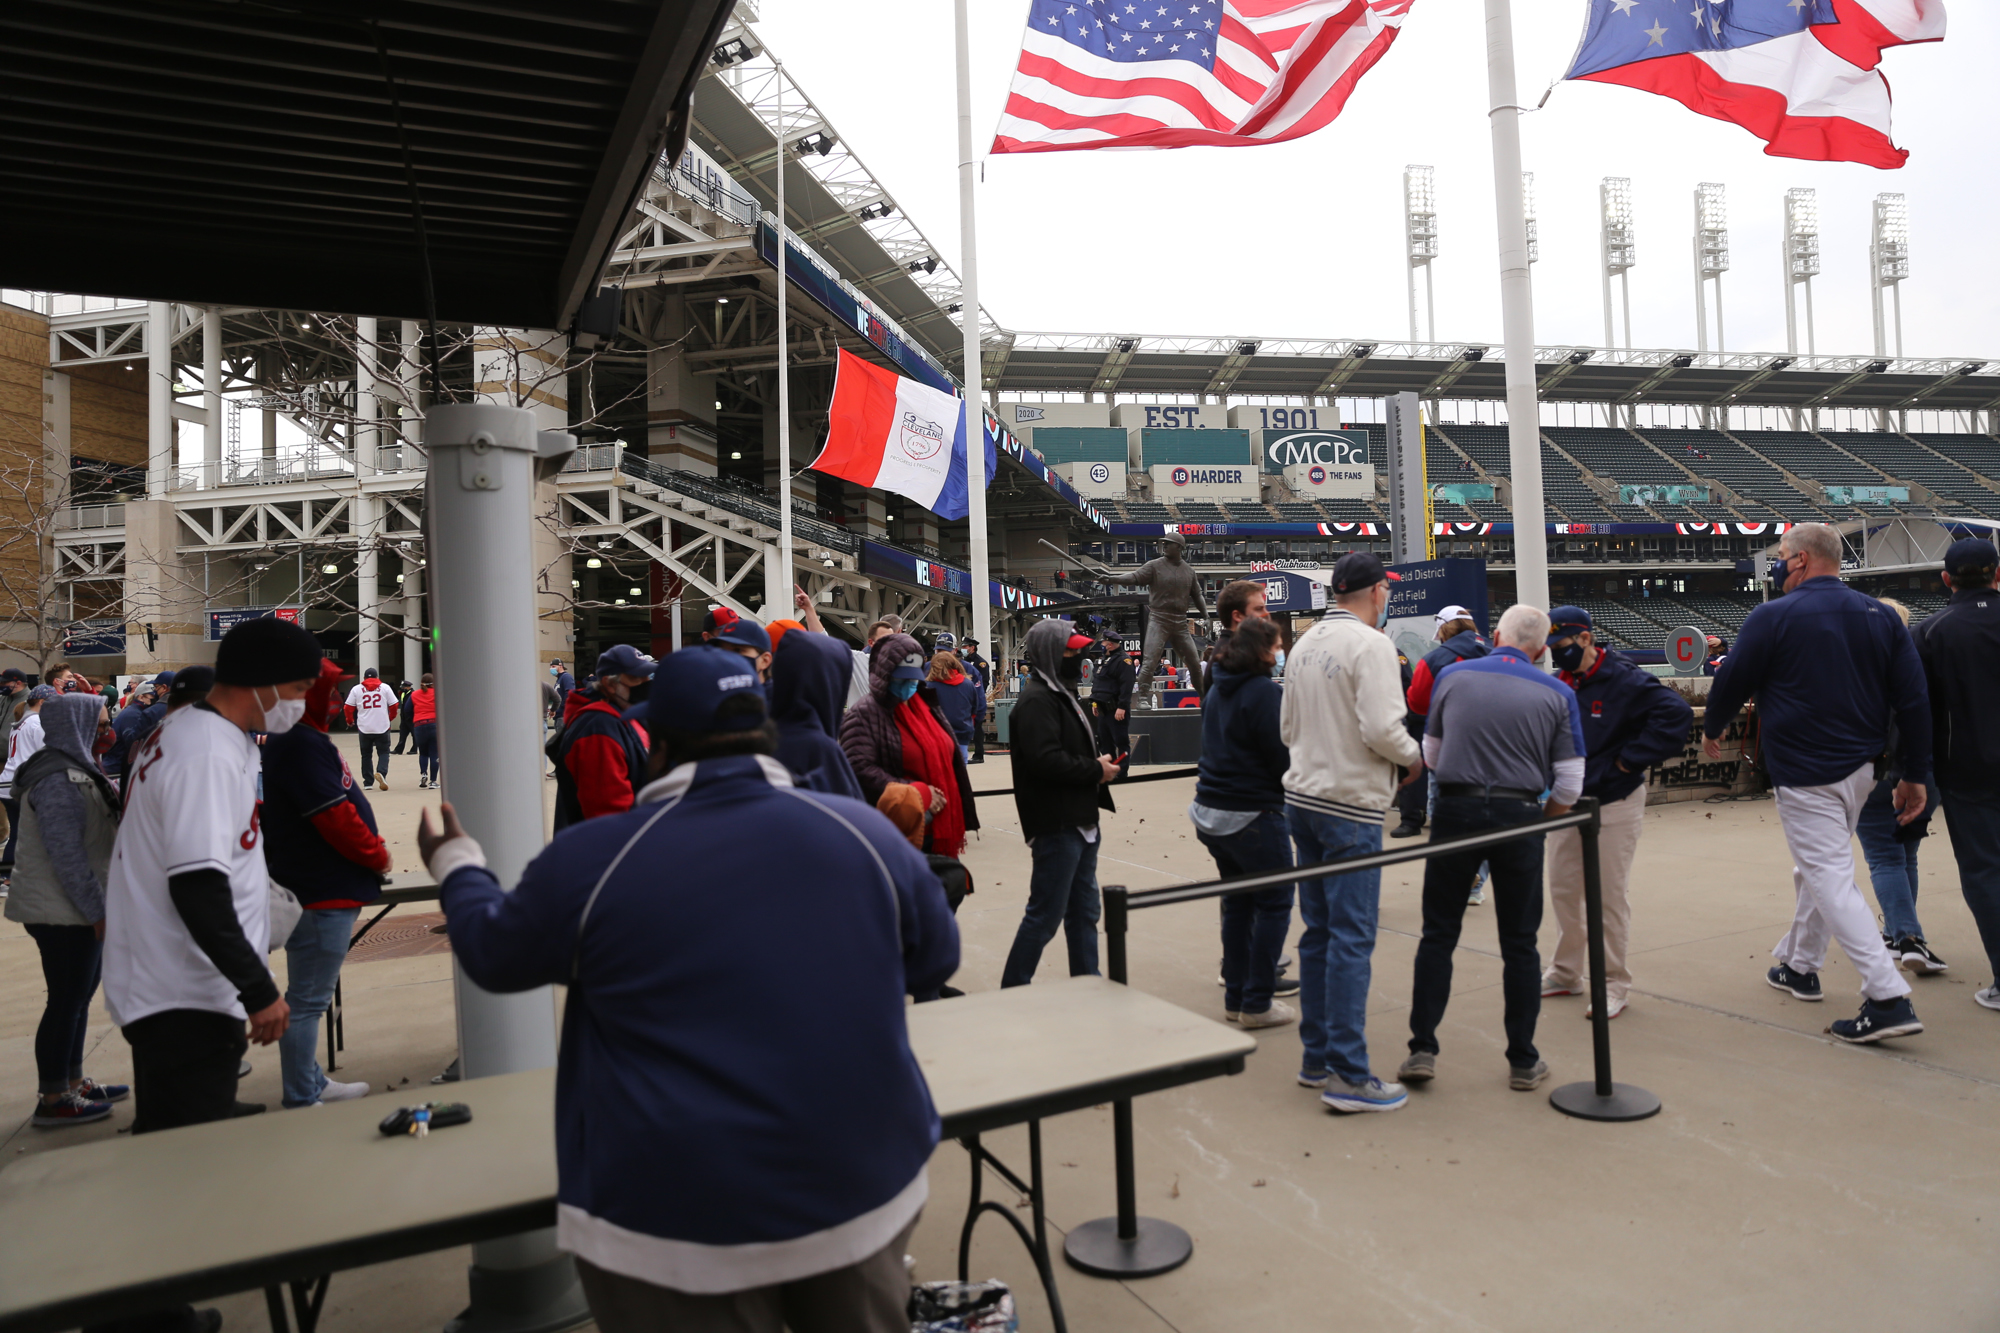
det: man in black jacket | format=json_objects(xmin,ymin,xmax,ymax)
[
  {"xmin": 999, "ymin": 620, "xmax": 1119, "ymax": 987},
  {"xmin": 1087, "ymin": 630, "xmax": 1134, "ymax": 765},
  {"xmin": 1914, "ymin": 536, "xmax": 2000, "ymax": 1012}
]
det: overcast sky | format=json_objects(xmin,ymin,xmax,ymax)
[{"xmin": 751, "ymin": 1, "xmax": 1995, "ymax": 363}]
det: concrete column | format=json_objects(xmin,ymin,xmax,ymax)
[
  {"xmin": 399, "ymin": 320, "xmax": 424, "ymax": 457},
  {"xmin": 201, "ymin": 306, "xmax": 222, "ymax": 488},
  {"xmin": 845, "ymin": 483, "xmax": 888, "ymax": 539},
  {"xmin": 353, "ymin": 319, "xmax": 382, "ymax": 678},
  {"xmin": 146, "ymin": 302, "xmax": 172, "ymax": 497},
  {"xmin": 473, "ymin": 328, "xmax": 571, "ymax": 672},
  {"xmin": 258, "ymin": 351, "xmax": 278, "ymax": 466},
  {"xmin": 645, "ymin": 299, "xmax": 718, "ymax": 474},
  {"xmin": 122, "ymin": 500, "xmax": 212, "ymax": 671},
  {"xmin": 908, "ymin": 513, "xmax": 941, "ymax": 552},
  {"xmin": 354, "ymin": 317, "xmax": 379, "ymax": 476},
  {"xmin": 402, "ymin": 566, "xmax": 426, "ymax": 680}
]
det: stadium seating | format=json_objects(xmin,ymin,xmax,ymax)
[
  {"xmin": 1883, "ymin": 434, "xmax": 2000, "ymax": 516},
  {"xmin": 1175, "ymin": 501, "xmax": 1227, "ymax": 523},
  {"xmin": 1224, "ymin": 501, "xmax": 1278, "ymax": 522},
  {"xmin": 1123, "ymin": 502, "xmax": 1174, "ymax": 522},
  {"xmin": 1429, "ymin": 423, "xmax": 1586, "ymax": 524},
  {"xmin": 1636, "ymin": 428, "xmax": 1821, "ymax": 522}
]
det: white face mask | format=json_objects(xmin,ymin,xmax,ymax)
[{"xmin": 256, "ymin": 687, "xmax": 307, "ymax": 735}]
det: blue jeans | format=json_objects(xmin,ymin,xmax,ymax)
[
  {"xmin": 1000, "ymin": 827, "xmax": 1101, "ymax": 987},
  {"xmin": 1941, "ymin": 785, "xmax": 2000, "ymax": 984},
  {"xmin": 1288, "ymin": 805, "xmax": 1384, "ymax": 1086},
  {"xmin": 1856, "ymin": 775, "xmax": 1936, "ymax": 941},
  {"xmin": 1409, "ymin": 794, "xmax": 1546, "ymax": 1070},
  {"xmin": 413, "ymin": 721, "xmax": 439, "ymax": 782},
  {"xmin": 1196, "ymin": 811, "xmax": 1295, "ymax": 1015},
  {"xmin": 24, "ymin": 923, "xmax": 100, "ymax": 1095},
  {"xmin": 279, "ymin": 906, "xmax": 360, "ymax": 1107}
]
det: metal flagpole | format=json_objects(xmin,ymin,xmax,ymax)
[
  {"xmin": 1484, "ymin": 0, "xmax": 1548, "ymax": 612},
  {"xmin": 774, "ymin": 58, "xmax": 794, "ymax": 615},
  {"xmin": 954, "ymin": 0, "xmax": 992, "ymax": 657}
]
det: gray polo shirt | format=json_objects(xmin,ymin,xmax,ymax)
[{"xmin": 1425, "ymin": 647, "xmax": 1586, "ymax": 799}]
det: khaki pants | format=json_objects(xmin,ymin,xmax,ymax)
[
  {"xmin": 574, "ymin": 1215, "xmax": 917, "ymax": 1333},
  {"xmin": 1544, "ymin": 785, "xmax": 1647, "ymax": 1004}
]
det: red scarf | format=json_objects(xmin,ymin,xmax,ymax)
[{"xmin": 894, "ymin": 696, "xmax": 965, "ymax": 858}]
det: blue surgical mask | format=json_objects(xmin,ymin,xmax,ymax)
[
  {"xmin": 549, "ymin": 666, "xmax": 559, "ymax": 675},
  {"xmin": 890, "ymin": 678, "xmax": 920, "ymax": 701}
]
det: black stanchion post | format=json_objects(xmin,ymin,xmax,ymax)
[
  {"xmin": 1063, "ymin": 886, "xmax": 1196, "ymax": 1279},
  {"xmin": 1549, "ymin": 798, "xmax": 1662, "ymax": 1122}
]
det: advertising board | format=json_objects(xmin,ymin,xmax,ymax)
[
  {"xmin": 1148, "ymin": 462, "xmax": 1258, "ymax": 501},
  {"xmin": 1283, "ymin": 460, "xmax": 1375, "ymax": 499}
]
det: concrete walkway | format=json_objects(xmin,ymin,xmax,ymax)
[{"xmin": 3, "ymin": 736, "xmax": 1996, "ymax": 1331}]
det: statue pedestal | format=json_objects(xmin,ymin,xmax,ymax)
[{"xmin": 1127, "ymin": 708, "xmax": 1203, "ymax": 765}]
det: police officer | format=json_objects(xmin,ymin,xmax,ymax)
[
  {"xmin": 1539, "ymin": 607, "xmax": 1692, "ymax": 1019},
  {"xmin": 1087, "ymin": 630, "xmax": 1134, "ymax": 764},
  {"xmin": 1913, "ymin": 536, "xmax": 2000, "ymax": 1013},
  {"xmin": 1703, "ymin": 522, "xmax": 1931, "ymax": 1044},
  {"xmin": 959, "ymin": 637, "xmax": 991, "ymax": 763}
]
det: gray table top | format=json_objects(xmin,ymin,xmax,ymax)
[{"xmin": 0, "ymin": 977, "xmax": 1250, "ymax": 1333}]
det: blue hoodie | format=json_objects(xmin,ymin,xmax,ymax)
[
  {"xmin": 1194, "ymin": 665, "xmax": 1289, "ymax": 812},
  {"xmin": 771, "ymin": 631, "xmax": 865, "ymax": 801},
  {"xmin": 438, "ymin": 755, "xmax": 957, "ymax": 1292}
]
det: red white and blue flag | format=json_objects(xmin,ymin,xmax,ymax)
[
  {"xmin": 812, "ymin": 350, "xmax": 986, "ymax": 520},
  {"xmin": 1564, "ymin": 0, "xmax": 1944, "ymax": 169},
  {"xmin": 992, "ymin": 0, "xmax": 1414, "ymax": 153}
]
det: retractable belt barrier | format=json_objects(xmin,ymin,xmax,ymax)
[
  {"xmin": 970, "ymin": 765, "xmax": 1199, "ymax": 800},
  {"xmin": 1066, "ymin": 796, "xmax": 1661, "ymax": 1282}
]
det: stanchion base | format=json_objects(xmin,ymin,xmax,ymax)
[
  {"xmin": 1063, "ymin": 1216, "xmax": 1193, "ymax": 1278},
  {"xmin": 1548, "ymin": 1081, "xmax": 1662, "ymax": 1122},
  {"xmin": 443, "ymin": 1255, "xmax": 591, "ymax": 1333}
]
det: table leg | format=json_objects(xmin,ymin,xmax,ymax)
[
  {"xmin": 262, "ymin": 1275, "xmax": 330, "ymax": 1333},
  {"xmin": 954, "ymin": 1129, "xmax": 1069, "ymax": 1333},
  {"xmin": 326, "ymin": 977, "xmax": 341, "ymax": 1074}
]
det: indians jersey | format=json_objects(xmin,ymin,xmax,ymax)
[{"xmin": 103, "ymin": 704, "xmax": 269, "ymax": 1024}]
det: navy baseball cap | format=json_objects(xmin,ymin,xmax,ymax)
[
  {"xmin": 1330, "ymin": 551, "xmax": 1400, "ymax": 595},
  {"xmin": 710, "ymin": 616, "xmax": 771, "ymax": 654},
  {"xmin": 595, "ymin": 643, "xmax": 657, "ymax": 679},
  {"xmin": 0, "ymin": 669, "xmax": 23, "ymax": 683},
  {"xmin": 1943, "ymin": 536, "xmax": 1998, "ymax": 577},
  {"xmin": 1547, "ymin": 606, "xmax": 1593, "ymax": 642},
  {"xmin": 888, "ymin": 647, "xmax": 929, "ymax": 681},
  {"xmin": 642, "ymin": 646, "xmax": 768, "ymax": 734},
  {"xmin": 151, "ymin": 670, "xmax": 175, "ymax": 689}
]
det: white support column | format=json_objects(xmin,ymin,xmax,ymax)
[
  {"xmin": 202, "ymin": 307, "xmax": 222, "ymax": 489},
  {"xmin": 399, "ymin": 319, "xmax": 425, "ymax": 455},
  {"xmin": 147, "ymin": 302, "xmax": 173, "ymax": 497},
  {"xmin": 1484, "ymin": 0, "xmax": 1547, "ymax": 611},
  {"xmin": 353, "ymin": 317, "xmax": 381, "ymax": 679}
]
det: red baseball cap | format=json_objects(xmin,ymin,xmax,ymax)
[{"xmin": 1065, "ymin": 632, "xmax": 1094, "ymax": 650}]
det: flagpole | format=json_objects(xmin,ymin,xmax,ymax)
[
  {"xmin": 774, "ymin": 57, "xmax": 795, "ymax": 618},
  {"xmin": 1484, "ymin": 0, "xmax": 1548, "ymax": 613},
  {"xmin": 954, "ymin": 0, "xmax": 992, "ymax": 659}
]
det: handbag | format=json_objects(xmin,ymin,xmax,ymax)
[{"xmin": 266, "ymin": 881, "xmax": 304, "ymax": 952}]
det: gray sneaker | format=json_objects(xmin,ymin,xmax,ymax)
[
  {"xmin": 1322, "ymin": 1077, "xmax": 1408, "ymax": 1114},
  {"xmin": 1974, "ymin": 984, "xmax": 2000, "ymax": 1012},
  {"xmin": 1509, "ymin": 1059, "xmax": 1551, "ymax": 1091},
  {"xmin": 1397, "ymin": 1050, "xmax": 1436, "ymax": 1082}
]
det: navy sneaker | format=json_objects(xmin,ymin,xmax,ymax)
[
  {"xmin": 1767, "ymin": 964, "xmax": 1822, "ymax": 1001},
  {"xmin": 75, "ymin": 1078, "xmax": 128, "ymax": 1104},
  {"xmin": 1828, "ymin": 995, "xmax": 1923, "ymax": 1044},
  {"xmin": 31, "ymin": 1091, "xmax": 112, "ymax": 1129}
]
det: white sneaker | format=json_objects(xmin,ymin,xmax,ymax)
[
  {"xmin": 320, "ymin": 1079, "xmax": 371, "ymax": 1103},
  {"xmin": 1238, "ymin": 1001, "xmax": 1298, "ymax": 1030},
  {"xmin": 1975, "ymin": 985, "xmax": 2000, "ymax": 1011},
  {"xmin": 1585, "ymin": 995, "xmax": 1628, "ymax": 1020},
  {"xmin": 1467, "ymin": 884, "xmax": 1486, "ymax": 906}
]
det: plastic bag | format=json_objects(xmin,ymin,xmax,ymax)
[{"xmin": 908, "ymin": 1279, "xmax": 1016, "ymax": 1333}]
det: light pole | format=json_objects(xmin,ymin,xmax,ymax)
[
  {"xmin": 1692, "ymin": 182, "xmax": 1729, "ymax": 355},
  {"xmin": 1600, "ymin": 177, "xmax": 1635, "ymax": 352},
  {"xmin": 1870, "ymin": 192, "xmax": 1909, "ymax": 430},
  {"xmin": 954, "ymin": 0, "xmax": 992, "ymax": 657},
  {"xmin": 1404, "ymin": 165, "xmax": 1438, "ymax": 344}
]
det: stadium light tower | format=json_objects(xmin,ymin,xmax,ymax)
[
  {"xmin": 1404, "ymin": 165, "xmax": 1438, "ymax": 342},
  {"xmin": 1600, "ymin": 177, "xmax": 1635, "ymax": 350},
  {"xmin": 1870, "ymin": 192, "xmax": 1909, "ymax": 358},
  {"xmin": 1692, "ymin": 182, "xmax": 1729, "ymax": 353},
  {"xmin": 1522, "ymin": 172, "xmax": 1538, "ymax": 266},
  {"xmin": 1783, "ymin": 187, "xmax": 1820, "ymax": 356}
]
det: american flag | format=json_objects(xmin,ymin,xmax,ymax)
[{"xmin": 992, "ymin": 0, "xmax": 1415, "ymax": 153}]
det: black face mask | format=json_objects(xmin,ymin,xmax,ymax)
[
  {"xmin": 1767, "ymin": 554, "xmax": 1795, "ymax": 598},
  {"xmin": 1550, "ymin": 641, "xmax": 1586, "ymax": 673},
  {"xmin": 624, "ymin": 680, "xmax": 651, "ymax": 705},
  {"xmin": 1058, "ymin": 655, "xmax": 1083, "ymax": 681}
]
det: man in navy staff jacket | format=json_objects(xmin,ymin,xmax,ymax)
[
  {"xmin": 420, "ymin": 647, "xmax": 958, "ymax": 1332},
  {"xmin": 1540, "ymin": 606, "xmax": 1692, "ymax": 1020},
  {"xmin": 1703, "ymin": 522, "xmax": 1931, "ymax": 1044}
]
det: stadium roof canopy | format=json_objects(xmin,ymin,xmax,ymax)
[
  {"xmin": 987, "ymin": 334, "xmax": 2000, "ymax": 414},
  {"xmin": 0, "ymin": 0, "xmax": 736, "ymax": 330}
]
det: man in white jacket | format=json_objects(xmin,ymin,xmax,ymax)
[{"xmin": 1281, "ymin": 552, "xmax": 1423, "ymax": 1114}]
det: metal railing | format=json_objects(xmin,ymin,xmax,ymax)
[
  {"xmin": 616, "ymin": 452, "xmax": 861, "ymax": 555},
  {"xmin": 1070, "ymin": 796, "xmax": 1657, "ymax": 1278},
  {"xmin": 56, "ymin": 503, "xmax": 125, "ymax": 531}
]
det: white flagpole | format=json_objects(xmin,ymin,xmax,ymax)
[
  {"xmin": 774, "ymin": 57, "xmax": 795, "ymax": 616},
  {"xmin": 954, "ymin": 0, "xmax": 992, "ymax": 658},
  {"xmin": 1484, "ymin": 0, "xmax": 1549, "ymax": 612}
]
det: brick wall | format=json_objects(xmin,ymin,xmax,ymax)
[
  {"xmin": 0, "ymin": 305, "xmax": 49, "ymax": 643},
  {"xmin": 66, "ymin": 361, "xmax": 147, "ymax": 471}
]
